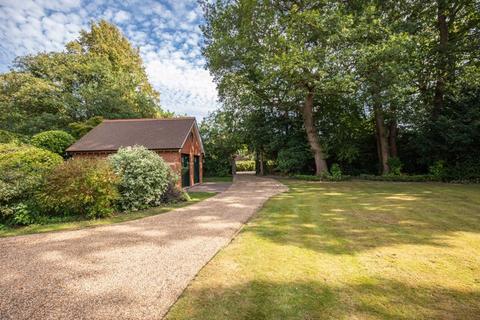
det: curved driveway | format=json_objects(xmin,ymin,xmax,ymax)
[{"xmin": 0, "ymin": 175, "xmax": 286, "ymax": 320}]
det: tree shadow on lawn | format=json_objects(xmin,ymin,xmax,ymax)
[
  {"xmin": 168, "ymin": 277, "xmax": 480, "ymax": 320},
  {"xmin": 248, "ymin": 181, "xmax": 480, "ymax": 255}
]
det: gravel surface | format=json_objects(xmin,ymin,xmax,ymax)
[
  {"xmin": 187, "ymin": 182, "xmax": 232, "ymax": 193},
  {"xmin": 0, "ymin": 175, "xmax": 286, "ymax": 320}
]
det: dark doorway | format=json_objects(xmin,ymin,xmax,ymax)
[
  {"xmin": 194, "ymin": 155, "xmax": 200, "ymax": 184},
  {"xmin": 181, "ymin": 154, "xmax": 190, "ymax": 187}
]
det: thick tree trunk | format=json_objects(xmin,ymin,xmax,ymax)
[
  {"xmin": 375, "ymin": 129, "xmax": 382, "ymax": 175},
  {"xmin": 433, "ymin": 0, "xmax": 449, "ymax": 120},
  {"xmin": 388, "ymin": 119, "xmax": 398, "ymax": 158},
  {"xmin": 259, "ymin": 150, "xmax": 264, "ymax": 176},
  {"xmin": 374, "ymin": 103, "xmax": 390, "ymax": 175},
  {"xmin": 231, "ymin": 157, "xmax": 236, "ymax": 176},
  {"xmin": 255, "ymin": 150, "xmax": 260, "ymax": 175},
  {"xmin": 302, "ymin": 90, "xmax": 328, "ymax": 175}
]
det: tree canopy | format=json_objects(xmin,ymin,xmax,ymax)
[
  {"xmin": 199, "ymin": 0, "xmax": 480, "ymax": 180},
  {"xmin": 0, "ymin": 20, "xmax": 169, "ymax": 136}
]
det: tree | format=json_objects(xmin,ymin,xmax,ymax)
[
  {"xmin": 0, "ymin": 20, "xmax": 168, "ymax": 136},
  {"xmin": 201, "ymin": 0, "xmax": 354, "ymax": 175},
  {"xmin": 349, "ymin": 2, "xmax": 416, "ymax": 174},
  {"xmin": 200, "ymin": 110, "xmax": 242, "ymax": 177}
]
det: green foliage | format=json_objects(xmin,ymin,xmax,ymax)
[
  {"xmin": 387, "ymin": 157, "xmax": 403, "ymax": 176},
  {"xmin": 161, "ymin": 180, "xmax": 190, "ymax": 204},
  {"xmin": 68, "ymin": 116, "xmax": 104, "ymax": 138},
  {"xmin": 277, "ymin": 143, "xmax": 313, "ymax": 175},
  {"xmin": 0, "ymin": 143, "xmax": 63, "ymax": 224},
  {"xmin": 36, "ymin": 158, "xmax": 119, "ymax": 218},
  {"xmin": 330, "ymin": 164, "xmax": 343, "ymax": 180},
  {"xmin": 0, "ymin": 20, "xmax": 168, "ymax": 136},
  {"xmin": 429, "ymin": 160, "xmax": 445, "ymax": 178},
  {"xmin": 199, "ymin": 0, "xmax": 479, "ymax": 183},
  {"xmin": 236, "ymin": 160, "xmax": 255, "ymax": 172},
  {"xmin": 31, "ymin": 130, "xmax": 76, "ymax": 155},
  {"xmin": 0, "ymin": 130, "xmax": 27, "ymax": 144},
  {"xmin": 292, "ymin": 174, "xmax": 352, "ymax": 182},
  {"xmin": 200, "ymin": 111, "xmax": 240, "ymax": 177},
  {"xmin": 357, "ymin": 174, "xmax": 438, "ymax": 182},
  {"xmin": 109, "ymin": 146, "xmax": 174, "ymax": 211}
]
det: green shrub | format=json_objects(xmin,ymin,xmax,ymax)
[
  {"xmin": 36, "ymin": 158, "xmax": 119, "ymax": 218},
  {"xmin": 330, "ymin": 163, "xmax": 342, "ymax": 180},
  {"xmin": 277, "ymin": 144, "xmax": 313, "ymax": 174},
  {"xmin": 357, "ymin": 174, "xmax": 439, "ymax": 182},
  {"xmin": 0, "ymin": 130, "xmax": 28, "ymax": 144},
  {"xmin": 292, "ymin": 174, "xmax": 351, "ymax": 182},
  {"xmin": 31, "ymin": 130, "xmax": 76, "ymax": 155},
  {"xmin": 236, "ymin": 160, "xmax": 255, "ymax": 171},
  {"xmin": 442, "ymin": 159, "xmax": 480, "ymax": 183},
  {"xmin": 109, "ymin": 146, "xmax": 173, "ymax": 211},
  {"xmin": 387, "ymin": 157, "xmax": 403, "ymax": 176},
  {"xmin": 429, "ymin": 160, "xmax": 445, "ymax": 178},
  {"xmin": 68, "ymin": 116, "xmax": 104, "ymax": 138},
  {"xmin": 161, "ymin": 170, "xmax": 189, "ymax": 203},
  {"xmin": 0, "ymin": 143, "xmax": 63, "ymax": 224}
]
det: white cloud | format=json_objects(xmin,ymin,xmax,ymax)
[{"xmin": 0, "ymin": 0, "xmax": 218, "ymax": 119}]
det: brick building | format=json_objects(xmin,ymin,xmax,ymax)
[{"xmin": 66, "ymin": 117, "xmax": 204, "ymax": 188}]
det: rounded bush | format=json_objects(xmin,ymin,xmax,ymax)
[
  {"xmin": 36, "ymin": 158, "xmax": 119, "ymax": 218},
  {"xmin": 109, "ymin": 146, "xmax": 173, "ymax": 211},
  {"xmin": 31, "ymin": 130, "xmax": 76, "ymax": 155},
  {"xmin": 0, "ymin": 143, "xmax": 63, "ymax": 224}
]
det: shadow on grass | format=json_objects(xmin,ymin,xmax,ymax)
[
  {"xmin": 168, "ymin": 277, "xmax": 480, "ymax": 320},
  {"xmin": 248, "ymin": 181, "xmax": 480, "ymax": 255}
]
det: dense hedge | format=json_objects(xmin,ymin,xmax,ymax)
[
  {"xmin": 292, "ymin": 174, "xmax": 352, "ymax": 182},
  {"xmin": 109, "ymin": 146, "xmax": 176, "ymax": 211},
  {"xmin": 236, "ymin": 160, "xmax": 255, "ymax": 171},
  {"xmin": 0, "ymin": 143, "xmax": 63, "ymax": 224},
  {"xmin": 0, "ymin": 130, "xmax": 28, "ymax": 144},
  {"xmin": 31, "ymin": 130, "xmax": 76, "ymax": 156},
  {"xmin": 36, "ymin": 158, "xmax": 119, "ymax": 218},
  {"xmin": 356, "ymin": 174, "xmax": 440, "ymax": 182}
]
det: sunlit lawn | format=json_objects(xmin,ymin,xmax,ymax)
[
  {"xmin": 167, "ymin": 181, "xmax": 480, "ymax": 319},
  {"xmin": 0, "ymin": 192, "xmax": 214, "ymax": 238}
]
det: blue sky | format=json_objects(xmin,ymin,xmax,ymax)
[{"xmin": 0, "ymin": 0, "xmax": 219, "ymax": 119}]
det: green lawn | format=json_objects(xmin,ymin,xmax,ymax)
[
  {"xmin": 166, "ymin": 181, "xmax": 480, "ymax": 320},
  {"xmin": 203, "ymin": 176, "xmax": 233, "ymax": 183},
  {"xmin": 0, "ymin": 192, "xmax": 214, "ymax": 238}
]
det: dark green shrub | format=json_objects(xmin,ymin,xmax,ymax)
[
  {"xmin": 236, "ymin": 160, "xmax": 255, "ymax": 171},
  {"xmin": 277, "ymin": 145, "xmax": 313, "ymax": 174},
  {"xmin": 357, "ymin": 174, "xmax": 439, "ymax": 182},
  {"xmin": 109, "ymin": 146, "xmax": 173, "ymax": 211},
  {"xmin": 0, "ymin": 130, "xmax": 28, "ymax": 144},
  {"xmin": 429, "ymin": 160, "xmax": 445, "ymax": 178},
  {"xmin": 31, "ymin": 130, "xmax": 76, "ymax": 155},
  {"xmin": 387, "ymin": 157, "xmax": 403, "ymax": 176},
  {"xmin": 161, "ymin": 180, "xmax": 190, "ymax": 203},
  {"xmin": 0, "ymin": 143, "xmax": 63, "ymax": 224},
  {"xmin": 68, "ymin": 116, "xmax": 104, "ymax": 138},
  {"xmin": 292, "ymin": 174, "xmax": 352, "ymax": 182},
  {"xmin": 330, "ymin": 163, "xmax": 342, "ymax": 180},
  {"xmin": 36, "ymin": 158, "xmax": 119, "ymax": 218}
]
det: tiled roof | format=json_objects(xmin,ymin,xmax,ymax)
[{"xmin": 66, "ymin": 117, "xmax": 199, "ymax": 152}]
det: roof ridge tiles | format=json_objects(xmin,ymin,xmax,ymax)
[{"xmin": 103, "ymin": 117, "xmax": 195, "ymax": 122}]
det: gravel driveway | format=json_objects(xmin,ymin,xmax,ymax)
[{"xmin": 0, "ymin": 175, "xmax": 286, "ymax": 320}]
